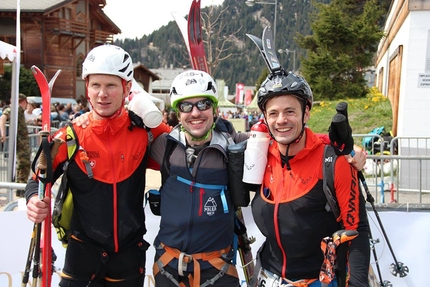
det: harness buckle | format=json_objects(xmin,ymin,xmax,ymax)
[{"xmin": 178, "ymin": 252, "xmax": 192, "ymax": 276}]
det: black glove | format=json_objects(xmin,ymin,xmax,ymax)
[{"xmin": 328, "ymin": 102, "xmax": 354, "ymax": 155}]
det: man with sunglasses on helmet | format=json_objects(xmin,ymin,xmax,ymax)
[
  {"xmin": 24, "ymin": 44, "xmax": 170, "ymax": 287},
  {"xmin": 251, "ymin": 70, "xmax": 370, "ymax": 287},
  {"xmin": 146, "ymin": 69, "xmax": 249, "ymax": 286}
]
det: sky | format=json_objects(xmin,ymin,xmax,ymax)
[{"xmin": 103, "ymin": 0, "xmax": 225, "ymax": 40}]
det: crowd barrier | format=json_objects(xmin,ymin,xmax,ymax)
[
  {"xmin": 2, "ymin": 131, "xmax": 430, "ymax": 206},
  {"xmin": 352, "ymin": 134, "xmax": 430, "ymax": 204}
]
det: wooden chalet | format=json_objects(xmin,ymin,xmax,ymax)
[{"xmin": 0, "ymin": 0, "xmax": 160, "ymax": 100}]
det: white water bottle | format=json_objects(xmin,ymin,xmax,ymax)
[
  {"xmin": 243, "ymin": 119, "xmax": 270, "ymax": 184},
  {"xmin": 127, "ymin": 91, "xmax": 163, "ymax": 128}
]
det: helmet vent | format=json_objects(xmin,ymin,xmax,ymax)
[
  {"xmin": 207, "ymin": 82, "xmax": 217, "ymax": 93},
  {"xmin": 170, "ymin": 87, "xmax": 178, "ymax": 96}
]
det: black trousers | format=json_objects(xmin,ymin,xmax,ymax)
[{"xmin": 59, "ymin": 237, "xmax": 149, "ymax": 287}]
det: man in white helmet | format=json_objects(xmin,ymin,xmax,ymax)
[
  {"xmin": 24, "ymin": 44, "xmax": 171, "ymax": 287},
  {"xmin": 148, "ymin": 69, "xmax": 249, "ymax": 286}
]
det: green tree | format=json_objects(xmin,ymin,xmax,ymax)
[
  {"xmin": 296, "ymin": 0, "xmax": 385, "ymax": 101},
  {"xmin": 0, "ymin": 66, "xmax": 40, "ymax": 102}
]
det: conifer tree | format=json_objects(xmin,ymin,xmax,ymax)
[{"xmin": 296, "ymin": 0, "xmax": 385, "ymax": 100}]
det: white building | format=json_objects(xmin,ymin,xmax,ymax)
[
  {"xmin": 375, "ymin": 0, "xmax": 430, "ymax": 195},
  {"xmin": 375, "ymin": 0, "xmax": 430, "ymax": 138}
]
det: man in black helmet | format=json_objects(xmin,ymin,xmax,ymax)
[{"xmin": 251, "ymin": 71, "xmax": 370, "ymax": 287}]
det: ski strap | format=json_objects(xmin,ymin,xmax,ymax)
[{"xmin": 31, "ymin": 137, "xmax": 54, "ymax": 184}]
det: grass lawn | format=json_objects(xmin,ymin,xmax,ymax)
[{"xmin": 307, "ymin": 87, "xmax": 393, "ymax": 149}]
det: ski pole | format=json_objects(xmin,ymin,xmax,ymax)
[
  {"xmin": 359, "ymin": 172, "xmax": 409, "ymax": 278},
  {"xmin": 33, "ymin": 131, "xmax": 50, "ymax": 287},
  {"xmin": 330, "ymin": 102, "xmax": 409, "ymax": 279},
  {"xmin": 30, "ymin": 136, "xmax": 64, "ymax": 286},
  {"xmin": 22, "ymin": 223, "xmax": 37, "ymax": 287}
]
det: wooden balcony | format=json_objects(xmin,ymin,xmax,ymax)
[
  {"xmin": 44, "ymin": 18, "xmax": 87, "ymax": 38},
  {"xmin": 90, "ymin": 30, "xmax": 114, "ymax": 44}
]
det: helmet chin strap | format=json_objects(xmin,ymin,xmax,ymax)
[
  {"xmin": 181, "ymin": 122, "xmax": 215, "ymax": 142},
  {"xmin": 86, "ymin": 78, "xmax": 127, "ymax": 120}
]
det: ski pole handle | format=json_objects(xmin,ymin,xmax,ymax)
[
  {"xmin": 51, "ymin": 137, "xmax": 65, "ymax": 160},
  {"xmin": 329, "ymin": 102, "xmax": 354, "ymax": 155},
  {"xmin": 37, "ymin": 131, "xmax": 50, "ymax": 171},
  {"xmin": 36, "ymin": 133, "xmax": 64, "ymax": 169}
]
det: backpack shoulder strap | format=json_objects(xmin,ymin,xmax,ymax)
[
  {"xmin": 323, "ymin": 145, "xmax": 342, "ymax": 224},
  {"xmin": 65, "ymin": 123, "xmax": 79, "ymax": 160},
  {"xmin": 160, "ymin": 138, "xmax": 177, "ymax": 186},
  {"xmin": 65, "ymin": 123, "xmax": 93, "ymax": 179}
]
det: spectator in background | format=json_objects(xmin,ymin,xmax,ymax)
[
  {"xmin": 0, "ymin": 93, "xmax": 31, "ymax": 197},
  {"xmin": 77, "ymin": 95, "xmax": 90, "ymax": 113},
  {"xmin": 57, "ymin": 104, "xmax": 70, "ymax": 122},
  {"xmin": 162, "ymin": 110, "xmax": 169, "ymax": 124},
  {"xmin": 24, "ymin": 101, "xmax": 39, "ymax": 126},
  {"xmin": 70, "ymin": 104, "xmax": 84, "ymax": 119},
  {"xmin": 167, "ymin": 110, "xmax": 179, "ymax": 127},
  {"xmin": 65, "ymin": 102, "xmax": 73, "ymax": 115},
  {"xmin": 51, "ymin": 103, "xmax": 60, "ymax": 121}
]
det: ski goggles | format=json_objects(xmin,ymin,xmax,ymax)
[{"xmin": 178, "ymin": 99, "xmax": 213, "ymax": 113}]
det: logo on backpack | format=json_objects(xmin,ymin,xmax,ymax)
[{"xmin": 204, "ymin": 197, "xmax": 217, "ymax": 216}]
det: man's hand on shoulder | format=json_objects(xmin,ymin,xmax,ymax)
[
  {"xmin": 73, "ymin": 112, "xmax": 90, "ymax": 128},
  {"xmin": 344, "ymin": 145, "xmax": 367, "ymax": 171}
]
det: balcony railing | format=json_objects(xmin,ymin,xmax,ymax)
[
  {"xmin": 44, "ymin": 18, "xmax": 87, "ymax": 37},
  {"xmin": 90, "ymin": 30, "xmax": 114, "ymax": 44}
]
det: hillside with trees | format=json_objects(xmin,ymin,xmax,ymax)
[{"xmin": 114, "ymin": 0, "xmax": 391, "ymax": 100}]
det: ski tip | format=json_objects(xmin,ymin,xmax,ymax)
[{"xmin": 30, "ymin": 65, "xmax": 42, "ymax": 75}]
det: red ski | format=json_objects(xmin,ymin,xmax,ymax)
[
  {"xmin": 31, "ymin": 65, "xmax": 61, "ymax": 286},
  {"xmin": 187, "ymin": 0, "xmax": 210, "ymax": 73}
]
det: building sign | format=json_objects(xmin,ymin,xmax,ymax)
[{"xmin": 418, "ymin": 73, "xmax": 430, "ymax": 88}]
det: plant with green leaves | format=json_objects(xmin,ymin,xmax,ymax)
[{"xmin": 296, "ymin": 0, "xmax": 385, "ymax": 100}]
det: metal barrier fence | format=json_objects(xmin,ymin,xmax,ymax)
[
  {"xmin": 2, "ymin": 130, "xmax": 430, "ymax": 206},
  {"xmin": 353, "ymin": 134, "xmax": 430, "ymax": 204},
  {"xmin": 0, "ymin": 124, "xmax": 59, "ymax": 204}
]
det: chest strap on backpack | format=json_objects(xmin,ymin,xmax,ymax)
[
  {"xmin": 153, "ymin": 243, "xmax": 238, "ymax": 287},
  {"xmin": 175, "ymin": 175, "xmax": 229, "ymax": 214}
]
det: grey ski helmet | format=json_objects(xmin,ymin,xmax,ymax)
[{"xmin": 257, "ymin": 70, "xmax": 313, "ymax": 112}]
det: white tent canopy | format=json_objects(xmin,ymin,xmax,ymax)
[{"xmin": 0, "ymin": 40, "xmax": 17, "ymax": 61}]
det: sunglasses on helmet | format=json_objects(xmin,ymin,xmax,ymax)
[{"xmin": 178, "ymin": 99, "xmax": 213, "ymax": 113}]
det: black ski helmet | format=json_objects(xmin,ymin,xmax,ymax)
[{"xmin": 257, "ymin": 70, "xmax": 313, "ymax": 112}]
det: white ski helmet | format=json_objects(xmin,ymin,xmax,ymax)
[
  {"xmin": 170, "ymin": 70, "xmax": 218, "ymax": 110},
  {"xmin": 82, "ymin": 44, "xmax": 133, "ymax": 82}
]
